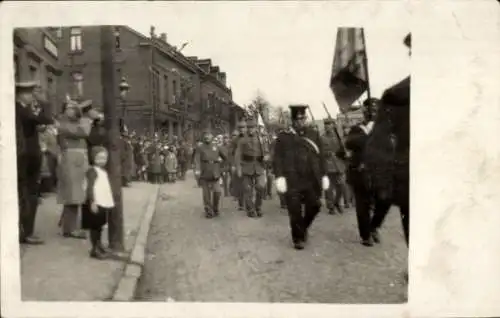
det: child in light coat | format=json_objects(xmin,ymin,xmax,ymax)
[
  {"xmin": 165, "ymin": 146, "xmax": 178, "ymax": 183},
  {"xmin": 81, "ymin": 147, "xmax": 114, "ymax": 260}
]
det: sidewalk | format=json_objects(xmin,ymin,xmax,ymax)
[{"xmin": 20, "ymin": 182, "xmax": 159, "ymax": 301}]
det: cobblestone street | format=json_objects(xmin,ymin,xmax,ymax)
[{"xmin": 135, "ymin": 173, "xmax": 408, "ymax": 304}]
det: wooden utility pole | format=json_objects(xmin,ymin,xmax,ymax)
[{"xmin": 100, "ymin": 26, "xmax": 125, "ymax": 252}]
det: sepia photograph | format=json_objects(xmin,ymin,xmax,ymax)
[
  {"xmin": 3, "ymin": 1, "xmax": 498, "ymax": 318},
  {"xmin": 13, "ymin": 19, "xmax": 410, "ymax": 304}
]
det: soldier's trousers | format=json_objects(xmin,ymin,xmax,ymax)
[
  {"xmin": 231, "ymin": 171, "xmax": 244, "ymax": 208},
  {"xmin": 242, "ymin": 174, "xmax": 266, "ymax": 214},
  {"xmin": 348, "ymin": 169, "xmax": 391, "ymax": 241},
  {"xmin": 221, "ymin": 171, "xmax": 230, "ymax": 196},
  {"xmin": 265, "ymin": 170, "xmax": 274, "ymax": 199},
  {"xmin": 324, "ymin": 172, "xmax": 343, "ymax": 210},
  {"xmin": 17, "ymin": 154, "xmax": 42, "ymax": 239},
  {"xmin": 285, "ymin": 188, "xmax": 322, "ymax": 244},
  {"xmin": 200, "ymin": 179, "xmax": 222, "ymax": 216}
]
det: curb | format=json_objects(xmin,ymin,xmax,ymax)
[{"xmin": 111, "ymin": 184, "xmax": 160, "ymax": 301}]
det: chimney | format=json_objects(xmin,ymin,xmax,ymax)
[
  {"xmin": 159, "ymin": 33, "xmax": 167, "ymax": 42},
  {"xmin": 196, "ymin": 58, "xmax": 212, "ymax": 73},
  {"xmin": 219, "ymin": 72, "xmax": 227, "ymax": 85}
]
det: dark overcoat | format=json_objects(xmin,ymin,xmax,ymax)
[{"xmin": 273, "ymin": 126, "xmax": 326, "ymax": 196}]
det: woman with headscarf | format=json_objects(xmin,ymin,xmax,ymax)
[{"xmin": 56, "ymin": 99, "xmax": 93, "ymax": 239}]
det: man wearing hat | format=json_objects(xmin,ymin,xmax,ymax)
[
  {"xmin": 193, "ymin": 130, "xmax": 227, "ymax": 218},
  {"xmin": 344, "ymin": 98, "xmax": 390, "ymax": 247},
  {"xmin": 273, "ymin": 104, "xmax": 330, "ymax": 250},
  {"xmin": 321, "ymin": 117, "xmax": 347, "ymax": 214},
  {"xmin": 16, "ymin": 81, "xmax": 54, "ymax": 244},
  {"xmin": 229, "ymin": 121, "xmax": 247, "ymax": 209},
  {"xmin": 234, "ymin": 117, "xmax": 269, "ymax": 218}
]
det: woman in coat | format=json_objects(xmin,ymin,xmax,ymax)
[{"xmin": 57, "ymin": 100, "xmax": 93, "ymax": 239}]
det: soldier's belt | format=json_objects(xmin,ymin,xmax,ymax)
[
  {"xmin": 242, "ymin": 155, "xmax": 263, "ymax": 162},
  {"xmin": 202, "ymin": 160, "xmax": 218, "ymax": 164}
]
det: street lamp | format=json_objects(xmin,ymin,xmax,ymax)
[{"xmin": 118, "ymin": 76, "xmax": 130, "ymax": 119}]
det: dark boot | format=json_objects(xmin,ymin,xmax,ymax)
[
  {"xmin": 89, "ymin": 229, "xmax": 107, "ymax": 259},
  {"xmin": 212, "ymin": 192, "xmax": 221, "ymax": 217}
]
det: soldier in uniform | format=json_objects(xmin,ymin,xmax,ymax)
[
  {"xmin": 234, "ymin": 118, "xmax": 269, "ymax": 218},
  {"xmin": 274, "ymin": 105, "xmax": 330, "ymax": 249},
  {"xmin": 193, "ymin": 130, "xmax": 227, "ymax": 218},
  {"xmin": 321, "ymin": 118, "xmax": 347, "ymax": 214},
  {"xmin": 345, "ymin": 98, "xmax": 391, "ymax": 246},
  {"xmin": 220, "ymin": 134, "xmax": 231, "ymax": 197},
  {"xmin": 16, "ymin": 81, "xmax": 54, "ymax": 244},
  {"xmin": 230, "ymin": 121, "xmax": 247, "ymax": 210}
]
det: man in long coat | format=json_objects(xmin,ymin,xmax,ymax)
[
  {"xmin": 16, "ymin": 81, "xmax": 54, "ymax": 244},
  {"xmin": 273, "ymin": 105, "xmax": 330, "ymax": 250}
]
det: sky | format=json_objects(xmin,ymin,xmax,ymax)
[{"xmin": 129, "ymin": 3, "xmax": 409, "ymax": 118}]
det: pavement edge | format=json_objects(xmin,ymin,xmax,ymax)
[{"xmin": 111, "ymin": 184, "xmax": 160, "ymax": 301}]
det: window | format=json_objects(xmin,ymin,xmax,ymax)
[
  {"xmin": 55, "ymin": 28, "xmax": 63, "ymax": 39},
  {"xmin": 70, "ymin": 27, "xmax": 82, "ymax": 52},
  {"xmin": 72, "ymin": 72, "xmax": 84, "ymax": 97},
  {"xmin": 43, "ymin": 35, "xmax": 58, "ymax": 58},
  {"xmin": 114, "ymin": 27, "xmax": 121, "ymax": 49},
  {"xmin": 47, "ymin": 76, "xmax": 54, "ymax": 95},
  {"xmin": 29, "ymin": 66, "xmax": 38, "ymax": 81},
  {"xmin": 163, "ymin": 75, "xmax": 169, "ymax": 104},
  {"xmin": 172, "ymin": 80, "xmax": 177, "ymax": 104}
]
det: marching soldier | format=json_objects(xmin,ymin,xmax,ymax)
[
  {"xmin": 273, "ymin": 105, "xmax": 330, "ymax": 249},
  {"xmin": 345, "ymin": 98, "xmax": 391, "ymax": 246},
  {"xmin": 321, "ymin": 118, "xmax": 347, "ymax": 214},
  {"xmin": 220, "ymin": 134, "xmax": 231, "ymax": 197},
  {"xmin": 16, "ymin": 81, "xmax": 54, "ymax": 244},
  {"xmin": 234, "ymin": 118, "xmax": 269, "ymax": 218},
  {"xmin": 230, "ymin": 121, "xmax": 247, "ymax": 210},
  {"xmin": 193, "ymin": 130, "xmax": 227, "ymax": 218}
]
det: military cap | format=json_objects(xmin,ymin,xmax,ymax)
[
  {"xmin": 237, "ymin": 120, "xmax": 247, "ymax": 128},
  {"xmin": 363, "ymin": 98, "xmax": 380, "ymax": 108},
  {"xmin": 323, "ymin": 117, "xmax": 335, "ymax": 125},
  {"xmin": 231, "ymin": 130, "xmax": 239, "ymax": 137},
  {"xmin": 403, "ymin": 33, "xmax": 411, "ymax": 48},
  {"xmin": 15, "ymin": 80, "xmax": 38, "ymax": 93},
  {"xmin": 289, "ymin": 104, "xmax": 308, "ymax": 121}
]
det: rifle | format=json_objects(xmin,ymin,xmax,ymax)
[{"xmin": 322, "ymin": 102, "xmax": 347, "ymax": 158}]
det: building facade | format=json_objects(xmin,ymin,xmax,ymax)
[
  {"xmin": 53, "ymin": 25, "xmax": 244, "ymax": 141},
  {"xmin": 14, "ymin": 28, "xmax": 63, "ymax": 115}
]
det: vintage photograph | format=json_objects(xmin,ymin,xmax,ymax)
[{"xmin": 13, "ymin": 18, "xmax": 409, "ymax": 304}]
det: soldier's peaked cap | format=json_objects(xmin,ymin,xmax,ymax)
[
  {"xmin": 237, "ymin": 120, "xmax": 247, "ymax": 128},
  {"xmin": 324, "ymin": 117, "xmax": 335, "ymax": 124},
  {"xmin": 363, "ymin": 98, "xmax": 380, "ymax": 108},
  {"xmin": 289, "ymin": 104, "xmax": 308, "ymax": 120}
]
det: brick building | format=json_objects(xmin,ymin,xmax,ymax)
[
  {"xmin": 14, "ymin": 28, "xmax": 63, "ymax": 115},
  {"xmin": 53, "ymin": 25, "xmax": 244, "ymax": 141}
]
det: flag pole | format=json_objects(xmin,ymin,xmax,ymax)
[{"xmin": 360, "ymin": 28, "xmax": 371, "ymax": 100}]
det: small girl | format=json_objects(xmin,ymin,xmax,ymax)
[
  {"xmin": 165, "ymin": 146, "xmax": 178, "ymax": 183},
  {"xmin": 82, "ymin": 146, "xmax": 114, "ymax": 259}
]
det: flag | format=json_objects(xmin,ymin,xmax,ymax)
[{"xmin": 330, "ymin": 27, "xmax": 369, "ymax": 114}]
